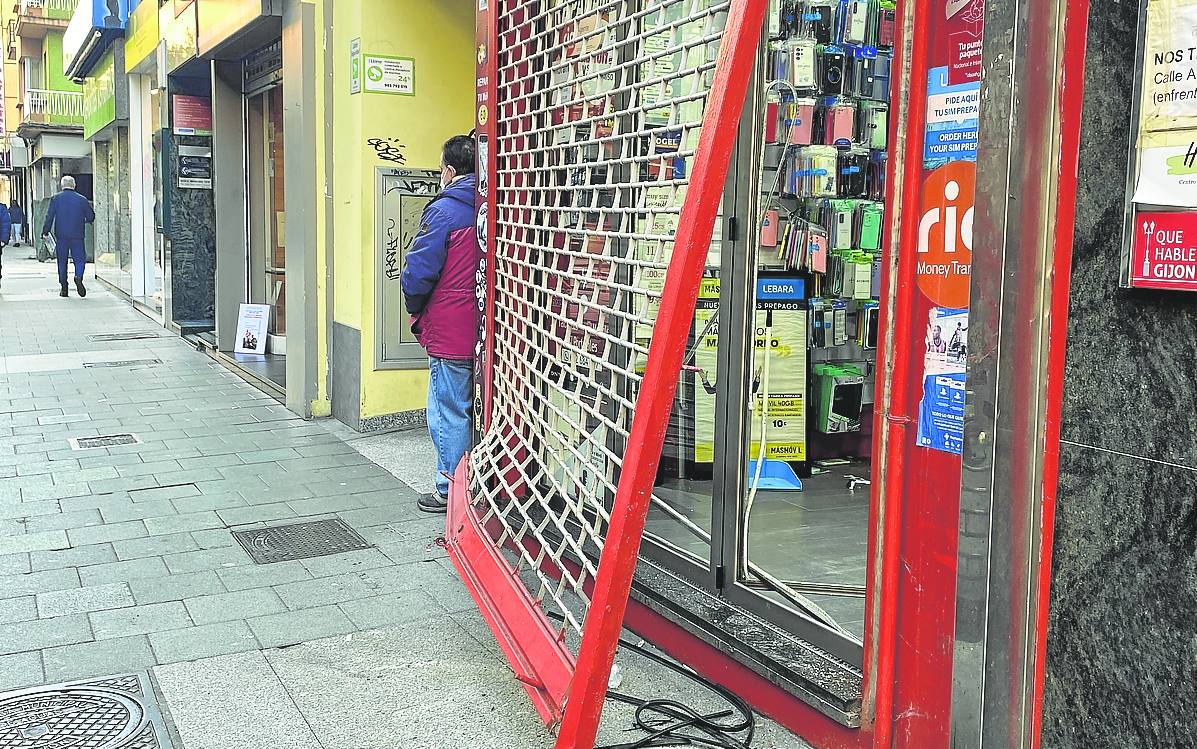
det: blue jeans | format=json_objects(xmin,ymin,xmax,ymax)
[
  {"xmin": 428, "ymin": 357, "xmax": 473, "ymax": 498},
  {"xmin": 55, "ymin": 236, "xmax": 86, "ymax": 286}
]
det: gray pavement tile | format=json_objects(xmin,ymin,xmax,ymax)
[
  {"xmin": 0, "ymin": 614, "xmax": 93, "ymax": 655},
  {"xmin": 296, "ymin": 442, "xmax": 360, "ymax": 458},
  {"xmin": 18, "ymin": 484, "xmax": 93, "ymax": 502},
  {"xmin": 194, "ymin": 477, "xmax": 267, "ymax": 496},
  {"xmin": 337, "ymin": 589, "xmax": 447, "ymax": 630},
  {"xmin": 189, "ymin": 528, "xmax": 237, "ymax": 549},
  {"xmin": 87, "ymin": 476, "xmax": 160, "ymax": 495},
  {"xmin": 272, "ymin": 572, "xmax": 379, "ymax": 610},
  {"xmin": 336, "ymin": 504, "xmax": 420, "ymax": 529},
  {"xmin": 216, "ymin": 502, "xmax": 297, "ymax": 527},
  {"xmin": 90, "ymin": 601, "xmax": 192, "ymax": 639},
  {"xmin": 144, "ymin": 510, "xmax": 224, "ymax": 535},
  {"xmin": 75, "ymin": 453, "xmax": 144, "ymax": 469},
  {"xmin": 113, "ymin": 532, "xmax": 200, "ymax": 560},
  {"xmin": 30, "ymin": 543, "xmax": 117, "ymax": 571},
  {"xmin": 239, "ymin": 448, "xmax": 303, "ymax": 464},
  {"xmin": 0, "ymin": 499, "xmax": 61, "ymax": 520},
  {"xmin": 1, "ymin": 529, "xmax": 70, "ymax": 554},
  {"xmin": 247, "ymin": 604, "xmax": 356, "ymax": 649},
  {"xmin": 129, "ymin": 482, "xmax": 202, "ymax": 503},
  {"xmin": 153, "ymin": 651, "xmax": 323, "ymax": 749},
  {"xmin": 150, "ymin": 620, "xmax": 260, "ymax": 664},
  {"xmin": 37, "ymin": 582, "xmax": 135, "ymax": 618},
  {"xmin": 114, "ymin": 459, "xmax": 185, "ymax": 477},
  {"xmin": 299, "ymin": 549, "xmax": 393, "ymax": 578},
  {"xmin": 163, "ymin": 545, "xmax": 251, "ymax": 575},
  {"xmin": 0, "ymin": 651, "xmax": 44, "ymax": 691},
  {"xmin": 216, "ymin": 560, "xmax": 312, "ymax": 592},
  {"xmin": 128, "ymin": 571, "xmax": 227, "ymax": 605},
  {"xmin": 185, "ymin": 588, "xmax": 287, "ymax": 626},
  {"xmin": 22, "ymin": 508, "xmax": 103, "ymax": 533},
  {"xmin": 286, "ymin": 495, "xmax": 366, "ymax": 518},
  {"xmin": 68, "ymin": 518, "xmax": 147, "ymax": 546},
  {"xmin": 173, "ymin": 491, "xmax": 246, "ymax": 513},
  {"xmin": 262, "ymin": 621, "xmax": 549, "ymax": 749},
  {"xmin": 217, "ymin": 464, "xmax": 288, "ymax": 484},
  {"xmin": 79, "ymin": 556, "xmax": 170, "ymax": 587},
  {"xmin": 42, "ymin": 635, "xmax": 158, "ymax": 683},
  {"xmin": 54, "ymin": 466, "xmax": 120, "ymax": 484},
  {"xmin": 358, "ymin": 520, "xmax": 448, "ymax": 565},
  {"xmin": 175, "ymin": 454, "xmax": 244, "ymax": 471},
  {"xmin": 0, "ymin": 596, "xmax": 36, "ymax": 625}
]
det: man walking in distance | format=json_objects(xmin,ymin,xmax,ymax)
[
  {"xmin": 0, "ymin": 201, "xmax": 11, "ymax": 290},
  {"xmin": 402, "ymin": 135, "xmax": 481, "ymax": 513},
  {"xmin": 42, "ymin": 176, "xmax": 95, "ymax": 298}
]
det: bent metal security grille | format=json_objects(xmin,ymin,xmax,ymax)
[{"xmin": 445, "ymin": 0, "xmax": 768, "ymax": 746}]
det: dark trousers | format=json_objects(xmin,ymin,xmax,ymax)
[{"xmin": 55, "ymin": 236, "xmax": 86, "ymax": 286}]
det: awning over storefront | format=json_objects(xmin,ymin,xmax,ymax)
[
  {"xmin": 196, "ymin": 0, "xmax": 281, "ymax": 61},
  {"xmin": 64, "ymin": 0, "xmax": 131, "ymax": 82}
]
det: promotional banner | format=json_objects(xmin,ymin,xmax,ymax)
[
  {"xmin": 1130, "ymin": 211, "xmax": 1197, "ymax": 289},
  {"xmin": 917, "ymin": 307, "xmax": 968, "ymax": 454}
]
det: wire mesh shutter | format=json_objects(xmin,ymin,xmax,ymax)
[{"xmin": 470, "ymin": 0, "xmax": 732, "ymax": 643}]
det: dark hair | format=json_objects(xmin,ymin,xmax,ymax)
[{"xmin": 442, "ymin": 135, "xmax": 476, "ymax": 175}]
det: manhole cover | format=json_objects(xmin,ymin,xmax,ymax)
[
  {"xmin": 86, "ymin": 332, "xmax": 163, "ymax": 342},
  {"xmin": 233, "ymin": 518, "xmax": 372, "ymax": 564},
  {"xmin": 82, "ymin": 359, "xmax": 162, "ymax": 369},
  {"xmin": 70, "ymin": 434, "xmax": 142, "ymax": 450},
  {"xmin": 0, "ymin": 673, "xmax": 172, "ymax": 749}
]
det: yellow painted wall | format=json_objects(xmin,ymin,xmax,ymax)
[{"xmin": 332, "ymin": 0, "xmax": 475, "ymax": 421}]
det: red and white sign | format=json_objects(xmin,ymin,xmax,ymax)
[
  {"xmin": 172, "ymin": 95, "xmax": 212, "ymax": 136},
  {"xmin": 1131, "ymin": 211, "xmax": 1197, "ymax": 290}
]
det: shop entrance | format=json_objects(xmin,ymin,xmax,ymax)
[
  {"xmin": 450, "ymin": 0, "xmax": 1086, "ymax": 743},
  {"xmin": 243, "ymin": 82, "xmax": 287, "ymax": 387},
  {"xmin": 637, "ymin": 1, "xmax": 905, "ymax": 662}
]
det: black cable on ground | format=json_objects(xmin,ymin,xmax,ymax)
[
  {"xmin": 598, "ymin": 635, "xmax": 756, "ymax": 749},
  {"xmin": 544, "ymin": 612, "xmax": 756, "ymax": 748}
]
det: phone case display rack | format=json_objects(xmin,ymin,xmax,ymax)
[{"xmin": 748, "ymin": 0, "xmax": 893, "ymax": 468}]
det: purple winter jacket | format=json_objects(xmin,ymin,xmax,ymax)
[{"xmin": 401, "ymin": 175, "xmax": 481, "ymax": 361}]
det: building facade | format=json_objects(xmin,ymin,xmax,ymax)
[{"xmin": 3, "ymin": 0, "xmax": 91, "ymax": 254}]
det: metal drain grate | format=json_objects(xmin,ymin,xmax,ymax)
[
  {"xmin": 86, "ymin": 331, "xmax": 164, "ymax": 342},
  {"xmin": 70, "ymin": 433, "xmax": 142, "ymax": 450},
  {"xmin": 233, "ymin": 518, "xmax": 372, "ymax": 564},
  {"xmin": 82, "ymin": 359, "xmax": 162, "ymax": 368},
  {"xmin": 0, "ymin": 672, "xmax": 174, "ymax": 749}
]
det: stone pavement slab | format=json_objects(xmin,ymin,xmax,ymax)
[{"xmin": 154, "ymin": 651, "xmax": 323, "ymax": 749}]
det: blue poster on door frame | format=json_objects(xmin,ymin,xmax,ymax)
[{"xmin": 916, "ymin": 307, "xmax": 968, "ymax": 455}]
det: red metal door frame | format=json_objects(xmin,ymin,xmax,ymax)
[{"xmin": 463, "ymin": 0, "xmax": 1092, "ymax": 745}]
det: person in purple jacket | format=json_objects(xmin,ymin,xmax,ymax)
[{"xmin": 402, "ymin": 135, "xmax": 482, "ymax": 513}]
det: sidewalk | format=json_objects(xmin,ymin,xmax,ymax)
[{"xmin": 0, "ymin": 256, "xmax": 808, "ymax": 748}]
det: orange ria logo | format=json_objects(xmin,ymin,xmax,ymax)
[{"xmin": 916, "ymin": 161, "xmax": 975, "ymax": 308}]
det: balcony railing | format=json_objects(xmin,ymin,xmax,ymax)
[
  {"xmin": 15, "ymin": 0, "xmax": 78, "ymax": 23},
  {"xmin": 23, "ymin": 88, "xmax": 84, "ymax": 126}
]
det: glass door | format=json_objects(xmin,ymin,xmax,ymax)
[{"xmin": 246, "ymin": 84, "xmax": 286, "ymax": 351}]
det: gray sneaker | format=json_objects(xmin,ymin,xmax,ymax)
[{"xmin": 418, "ymin": 492, "xmax": 448, "ymax": 514}]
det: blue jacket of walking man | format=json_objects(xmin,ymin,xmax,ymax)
[
  {"xmin": 0, "ymin": 202, "xmax": 11, "ymax": 288},
  {"xmin": 401, "ymin": 135, "xmax": 482, "ymax": 514},
  {"xmin": 42, "ymin": 175, "xmax": 95, "ymax": 298}
]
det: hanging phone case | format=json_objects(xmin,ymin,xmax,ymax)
[
  {"xmin": 761, "ymin": 208, "xmax": 780, "ymax": 247},
  {"xmin": 790, "ymin": 98, "xmax": 817, "ymax": 145},
  {"xmin": 808, "ymin": 3, "xmax": 836, "ymax": 44},
  {"xmin": 792, "ymin": 38, "xmax": 818, "ymax": 89},
  {"xmin": 841, "ymin": 0, "xmax": 871, "ymax": 46},
  {"xmin": 859, "ymin": 101, "xmax": 888, "ymax": 149},
  {"xmin": 809, "ymin": 225, "xmax": 829, "ymax": 273},
  {"xmin": 878, "ymin": 7, "xmax": 896, "ymax": 47},
  {"xmin": 824, "ymin": 100, "xmax": 856, "ymax": 146},
  {"xmin": 830, "ymin": 199, "xmax": 855, "ymax": 250},
  {"xmin": 819, "ymin": 46, "xmax": 846, "ymax": 95},
  {"xmin": 804, "ymin": 146, "xmax": 839, "ymax": 197}
]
